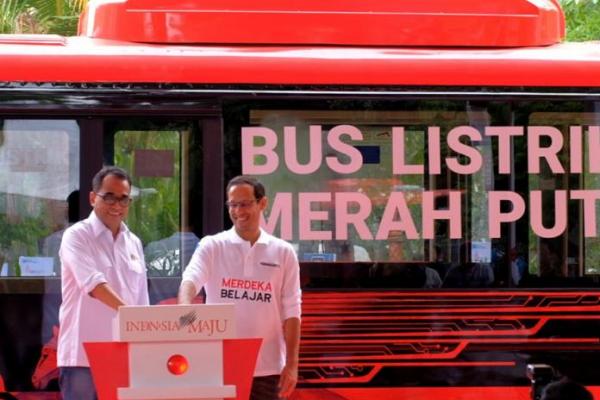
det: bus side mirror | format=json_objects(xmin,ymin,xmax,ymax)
[{"xmin": 526, "ymin": 364, "xmax": 556, "ymax": 400}]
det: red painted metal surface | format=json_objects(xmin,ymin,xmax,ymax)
[
  {"xmin": 3, "ymin": 387, "xmax": 600, "ymax": 400},
  {"xmin": 291, "ymin": 387, "xmax": 600, "ymax": 400},
  {"xmin": 0, "ymin": 1, "xmax": 586, "ymax": 87},
  {"xmin": 1, "ymin": 38, "xmax": 600, "ymax": 87},
  {"xmin": 5, "ymin": 290, "xmax": 600, "ymax": 398},
  {"xmin": 79, "ymin": 0, "xmax": 564, "ymax": 47},
  {"xmin": 292, "ymin": 387, "xmax": 532, "ymax": 400},
  {"xmin": 84, "ymin": 342, "xmax": 130, "ymax": 400},
  {"xmin": 298, "ymin": 291, "xmax": 600, "ymax": 386},
  {"xmin": 222, "ymin": 338, "xmax": 262, "ymax": 400}
]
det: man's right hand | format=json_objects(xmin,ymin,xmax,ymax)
[
  {"xmin": 177, "ymin": 280, "xmax": 197, "ymax": 304},
  {"xmin": 89, "ymin": 283, "xmax": 126, "ymax": 310}
]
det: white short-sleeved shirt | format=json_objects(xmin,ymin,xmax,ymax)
[
  {"xmin": 57, "ymin": 211, "xmax": 149, "ymax": 367},
  {"xmin": 182, "ymin": 228, "xmax": 301, "ymax": 376}
]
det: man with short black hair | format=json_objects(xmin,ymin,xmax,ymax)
[
  {"xmin": 57, "ymin": 166, "xmax": 149, "ymax": 400},
  {"xmin": 178, "ymin": 175, "xmax": 301, "ymax": 400}
]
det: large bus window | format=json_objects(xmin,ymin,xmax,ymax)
[
  {"xmin": 247, "ymin": 109, "xmax": 434, "ymax": 263},
  {"xmin": 107, "ymin": 120, "xmax": 202, "ymax": 278},
  {"xmin": 0, "ymin": 119, "xmax": 79, "ymax": 278},
  {"xmin": 224, "ymin": 99, "xmax": 600, "ymax": 289},
  {"xmin": 0, "ymin": 119, "xmax": 79, "ymax": 391},
  {"xmin": 523, "ymin": 108, "xmax": 600, "ymax": 284},
  {"xmin": 224, "ymin": 100, "xmax": 497, "ymax": 288}
]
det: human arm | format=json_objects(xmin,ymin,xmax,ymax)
[
  {"xmin": 278, "ymin": 317, "xmax": 301, "ymax": 398},
  {"xmin": 278, "ymin": 244, "xmax": 302, "ymax": 398},
  {"xmin": 89, "ymin": 236, "xmax": 148, "ymax": 309},
  {"xmin": 178, "ymin": 238, "xmax": 210, "ymax": 304},
  {"xmin": 60, "ymin": 227, "xmax": 122, "ymax": 309},
  {"xmin": 89, "ymin": 283, "xmax": 126, "ymax": 310},
  {"xmin": 133, "ymin": 238, "xmax": 150, "ymax": 305},
  {"xmin": 177, "ymin": 280, "xmax": 198, "ymax": 304}
]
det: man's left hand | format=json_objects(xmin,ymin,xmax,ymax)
[{"xmin": 278, "ymin": 362, "xmax": 298, "ymax": 399}]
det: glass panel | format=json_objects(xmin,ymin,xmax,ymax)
[
  {"xmin": 110, "ymin": 121, "xmax": 201, "ymax": 278},
  {"xmin": 224, "ymin": 99, "xmax": 600, "ymax": 289},
  {"xmin": 0, "ymin": 120, "xmax": 79, "ymax": 277},
  {"xmin": 246, "ymin": 109, "xmax": 440, "ymax": 263},
  {"xmin": 0, "ymin": 119, "xmax": 79, "ymax": 392},
  {"xmin": 525, "ymin": 107, "xmax": 599, "ymax": 283}
]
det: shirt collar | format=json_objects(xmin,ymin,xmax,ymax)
[
  {"xmin": 89, "ymin": 211, "xmax": 129, "ymax": 238},
  {"xmin": 227, "ymin": 227, "xmax": 270, "ymax": 246}
]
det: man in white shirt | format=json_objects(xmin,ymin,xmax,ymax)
[
  {"xmin": 57, "ymin": 166, "xmax": 149, "ymax": 400},
  {"xmin": 178, "ymin": 176, "xmax": 301, "ymax": 400}
]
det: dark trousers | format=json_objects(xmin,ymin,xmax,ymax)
[
  {"xmin": 59, "ymin": 367, "xmax": 97, "ymax": 400},
  {"xmin": 250, "ymin": 375, "xmax": 280, "ymax": 400}
]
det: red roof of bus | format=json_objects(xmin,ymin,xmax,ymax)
[
  {"xmin": 1, "ymin": 37, "xmax": 600, "ymax": 87},
  {"xmin": 0, "ymin": 0, "xmax": 594, "ymax": 88},
  {"xmin": 79, "ymin": 0, "xmax": 565, "ymax": 47}
]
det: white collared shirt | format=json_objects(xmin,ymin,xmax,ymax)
[
  {"xmin": 182, "ymin": 228, "xmax": 301, "ymax": 376},
  {"xmin": 57, "ymin": 211, "xmax": 149, "ymax": 367}
]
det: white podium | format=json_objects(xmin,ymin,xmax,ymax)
[{"xmin": 85, "ymin": 304, "xmax": 261, "ymax": 400}]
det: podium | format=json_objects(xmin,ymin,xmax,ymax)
[{"xmin": 84, "ymin": 304, "xmax": 261, "ymax": 400}]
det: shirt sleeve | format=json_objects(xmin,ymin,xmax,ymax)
[
  {"xmin": 134, "ymin": 237, "xmax": 150, "ymax": 305},
  {"xmin": 181, "ymin": 236, "xmax": 212, "ymax": 295},
  {"xmin": 59, "ymin": 227, "xmax": 107, "ymax": 294},
  {"xmin": 280, "ymin": 243, "xmax": 302, "ymax": 321}
]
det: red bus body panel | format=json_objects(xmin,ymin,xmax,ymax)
[
  {"xmin": 80, "ymin": 0, "xmax": 564, "ymax": 47},
  {"xmin": 0, "ymin": 0, "xmax": 580, "ymax": 87},
  {"xmin": 3, "ymin": 1, "xmax": 600, "ymax": 399},
  {"xmin": 1, "ymin": 38, "xmax": 600, "ymax": 87}
]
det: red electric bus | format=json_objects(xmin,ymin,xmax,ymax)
[{"xmin": 1, "ymin": 0, "xmax": 600, "ymax": 399}]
